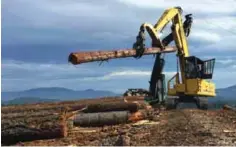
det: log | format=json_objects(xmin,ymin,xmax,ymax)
[
  {"xmin": 1, "ymin": 110, "xmax": 59, "ymax": 120},
  {"xmin": 68, "ymin": 46, "xmax": 177, "ymax": 65},
  {"xmin": 73, "ymin": 111, "xmax": 129, "ymax": 127},
  {"xmin": 223, "ymin": 105, "xmax": 236, "ymax": 111},
  {"xmin": 1, "ymin": 124, "xmax": 67, "ymax": 145},
  {"xmin": 1, "ymin": 111, "xmax": 68, "ymax": 145},
  {"xmin": 123, "ymin": 96, "xmax": 145, "ymax": 102},
  {"xmin": 73, "ymin": 109, "xmax": 153, "ymax": 127},
  {"xmin": 83, "ymin": 102, "xmax": 138, "ymax": 113},
  {"xmin": 66, "ymin": 105, "xmax": 87, "ymax": 112}
]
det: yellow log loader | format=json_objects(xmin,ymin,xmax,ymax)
[
  {"xmin": 132, "ymin": 6, "xmax": 216, "ymax": 109},
  {"xmin": 68, "ymin": 6, "xmax": 216, "ymax": 110}
]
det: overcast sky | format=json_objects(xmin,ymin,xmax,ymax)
[{"xmin": 2, "ymin": 0, "xmax": 236, "ymax": 92}]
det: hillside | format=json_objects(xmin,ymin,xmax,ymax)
[
  {"xmin": 1, "ymin": 87, "xmax": 119, "ymax": 102},
  {"xmin": 2, "ymin": 97, "xmax": 59, "ymax": 106},
  {"xmin": 215, "ymin": 85, "xmax": 236, "ymax": 100},
  {"xmin": 1, "ymin": 85, "xmax": 236, "ymax": 106}
]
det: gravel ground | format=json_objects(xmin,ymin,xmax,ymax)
[{"xmin": 16, "ymin": 108, "xmax": 236, "ymax": 146}]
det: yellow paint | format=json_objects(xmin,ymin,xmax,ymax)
[
  {"xmin": 168, "ymin": 78, "xmax": 216, "ymax": 97},
  {"xmin": 139, "ymin": 7, "xmax": 216, "ymax": 98}
]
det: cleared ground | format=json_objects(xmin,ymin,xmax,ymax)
[{"xmin": 2, "ymin": 97, "xmax": 236, "ymax": 146}]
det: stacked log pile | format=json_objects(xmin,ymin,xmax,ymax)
[
  {"xmin": 72, "ymin": 102, "xmax": 154, "ymax": 127},
  {"xmin": 1, "ymin": 108, "xmax": 68, "ymax": 145},
  {"xmin": 1, "ymin": 97, "xmax": 155, "ymax": 145},
  {"xmin": 1, "ymin": 100, "xmax": 94, "ymax": 145}
]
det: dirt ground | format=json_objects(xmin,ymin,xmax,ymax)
[{"xmin": 15, "ymin": 108, "xmax": 236, "ymax": 146}]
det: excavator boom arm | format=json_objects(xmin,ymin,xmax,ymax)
[
  {"xmin": 135, "ymin": 7, "xmax": 216, "ymax": 106},
  {"xmin": 140, "ymin": 7, "xmax": 189, "ymax": 56},
  {"xmin": 135, "ymin": 7, "xmax": 191, "ymax": 84}
]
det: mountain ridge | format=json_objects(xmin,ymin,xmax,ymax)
[
  {"xmin": 2, "ymin": 97, "xmax": 59, "ymax": 106},
  {"xmin": 2, "ymin": 85, "xmax": 236, "ymax": 104},
  {"xmin": 2, "ymin": 87, "xmax": 119, "ymax": 102}
]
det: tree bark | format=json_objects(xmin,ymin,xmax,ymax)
[
  {"xmin": 223, "ymin": 105, "xmax": 236, "ymax": 111},
  {"xmin": 68, "ymin": 47, "xmax": 177, "ymax": 65},
  {"xmin": 73, "ymin": 111, "xmax": 130, "ymax": 127},
  {"xmin": 1, "ymin": 119, "xmax": 67, "ymax": 145},
  {"xmin": 83, "ymin": 102, "xmax": 139, "ymax": 113}
]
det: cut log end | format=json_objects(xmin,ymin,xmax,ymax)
[{"xmin": 68, "ymin": 53, "xmax": 80, "ymax": 65}]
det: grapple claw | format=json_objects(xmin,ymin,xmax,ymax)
[{"xmin": 133, "ymin": 26, "xmax": 146, "ymax": 58}]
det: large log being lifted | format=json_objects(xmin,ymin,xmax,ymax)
[{"xmin": 68, "ymin": 46, "xmax": 177, "ymax": 65}]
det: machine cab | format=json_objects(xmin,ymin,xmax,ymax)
[{"xmin": 185, "ymin": 56, "xmax": 215, "ymax": 79}]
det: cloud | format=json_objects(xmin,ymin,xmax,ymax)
[
  {"xmin": 217, "ymin": 59, "xmax": 235, "ymax": 65},
  {"xmin": 2, "ymin": 0, "xmax": 236, "ymax": 54},
  {"xmin": 82, "ymin": 70, "xmax": 176, "ymax": 81},
  {"xmin": 2, "ymin": 0, "xmax": 236, "ymax": 91},
  {"xmin": 2, "ymin": 59, "xmax": 236, "ymax": 92},
  {"xmin": 118, "ymin": 0, "xmax": 236, "ymax": 14},
  {"xmin": 95, "ymin": 70, "xmax": 151, "ymax": 80},
  {"xmin": 187, "ymin": 16, "xmax": 236, "ymax": 52},
  {"xmin": 193, "ymin": 35, "xmax": 236, "ymax": 52},
  {"xmin": 190, "ymin": 31, "xmax": 221, "ymax": 43},
  {"xmin": 232, "ymin": 65, "xmax": 236, "ymax": 69},
  {"xmin": 1, "ymin": 59, "xmax": 176, "ymax": 91},
  {"xmin": 194, "ymin": 17, "xmax": 236, "ymax": 31}
]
